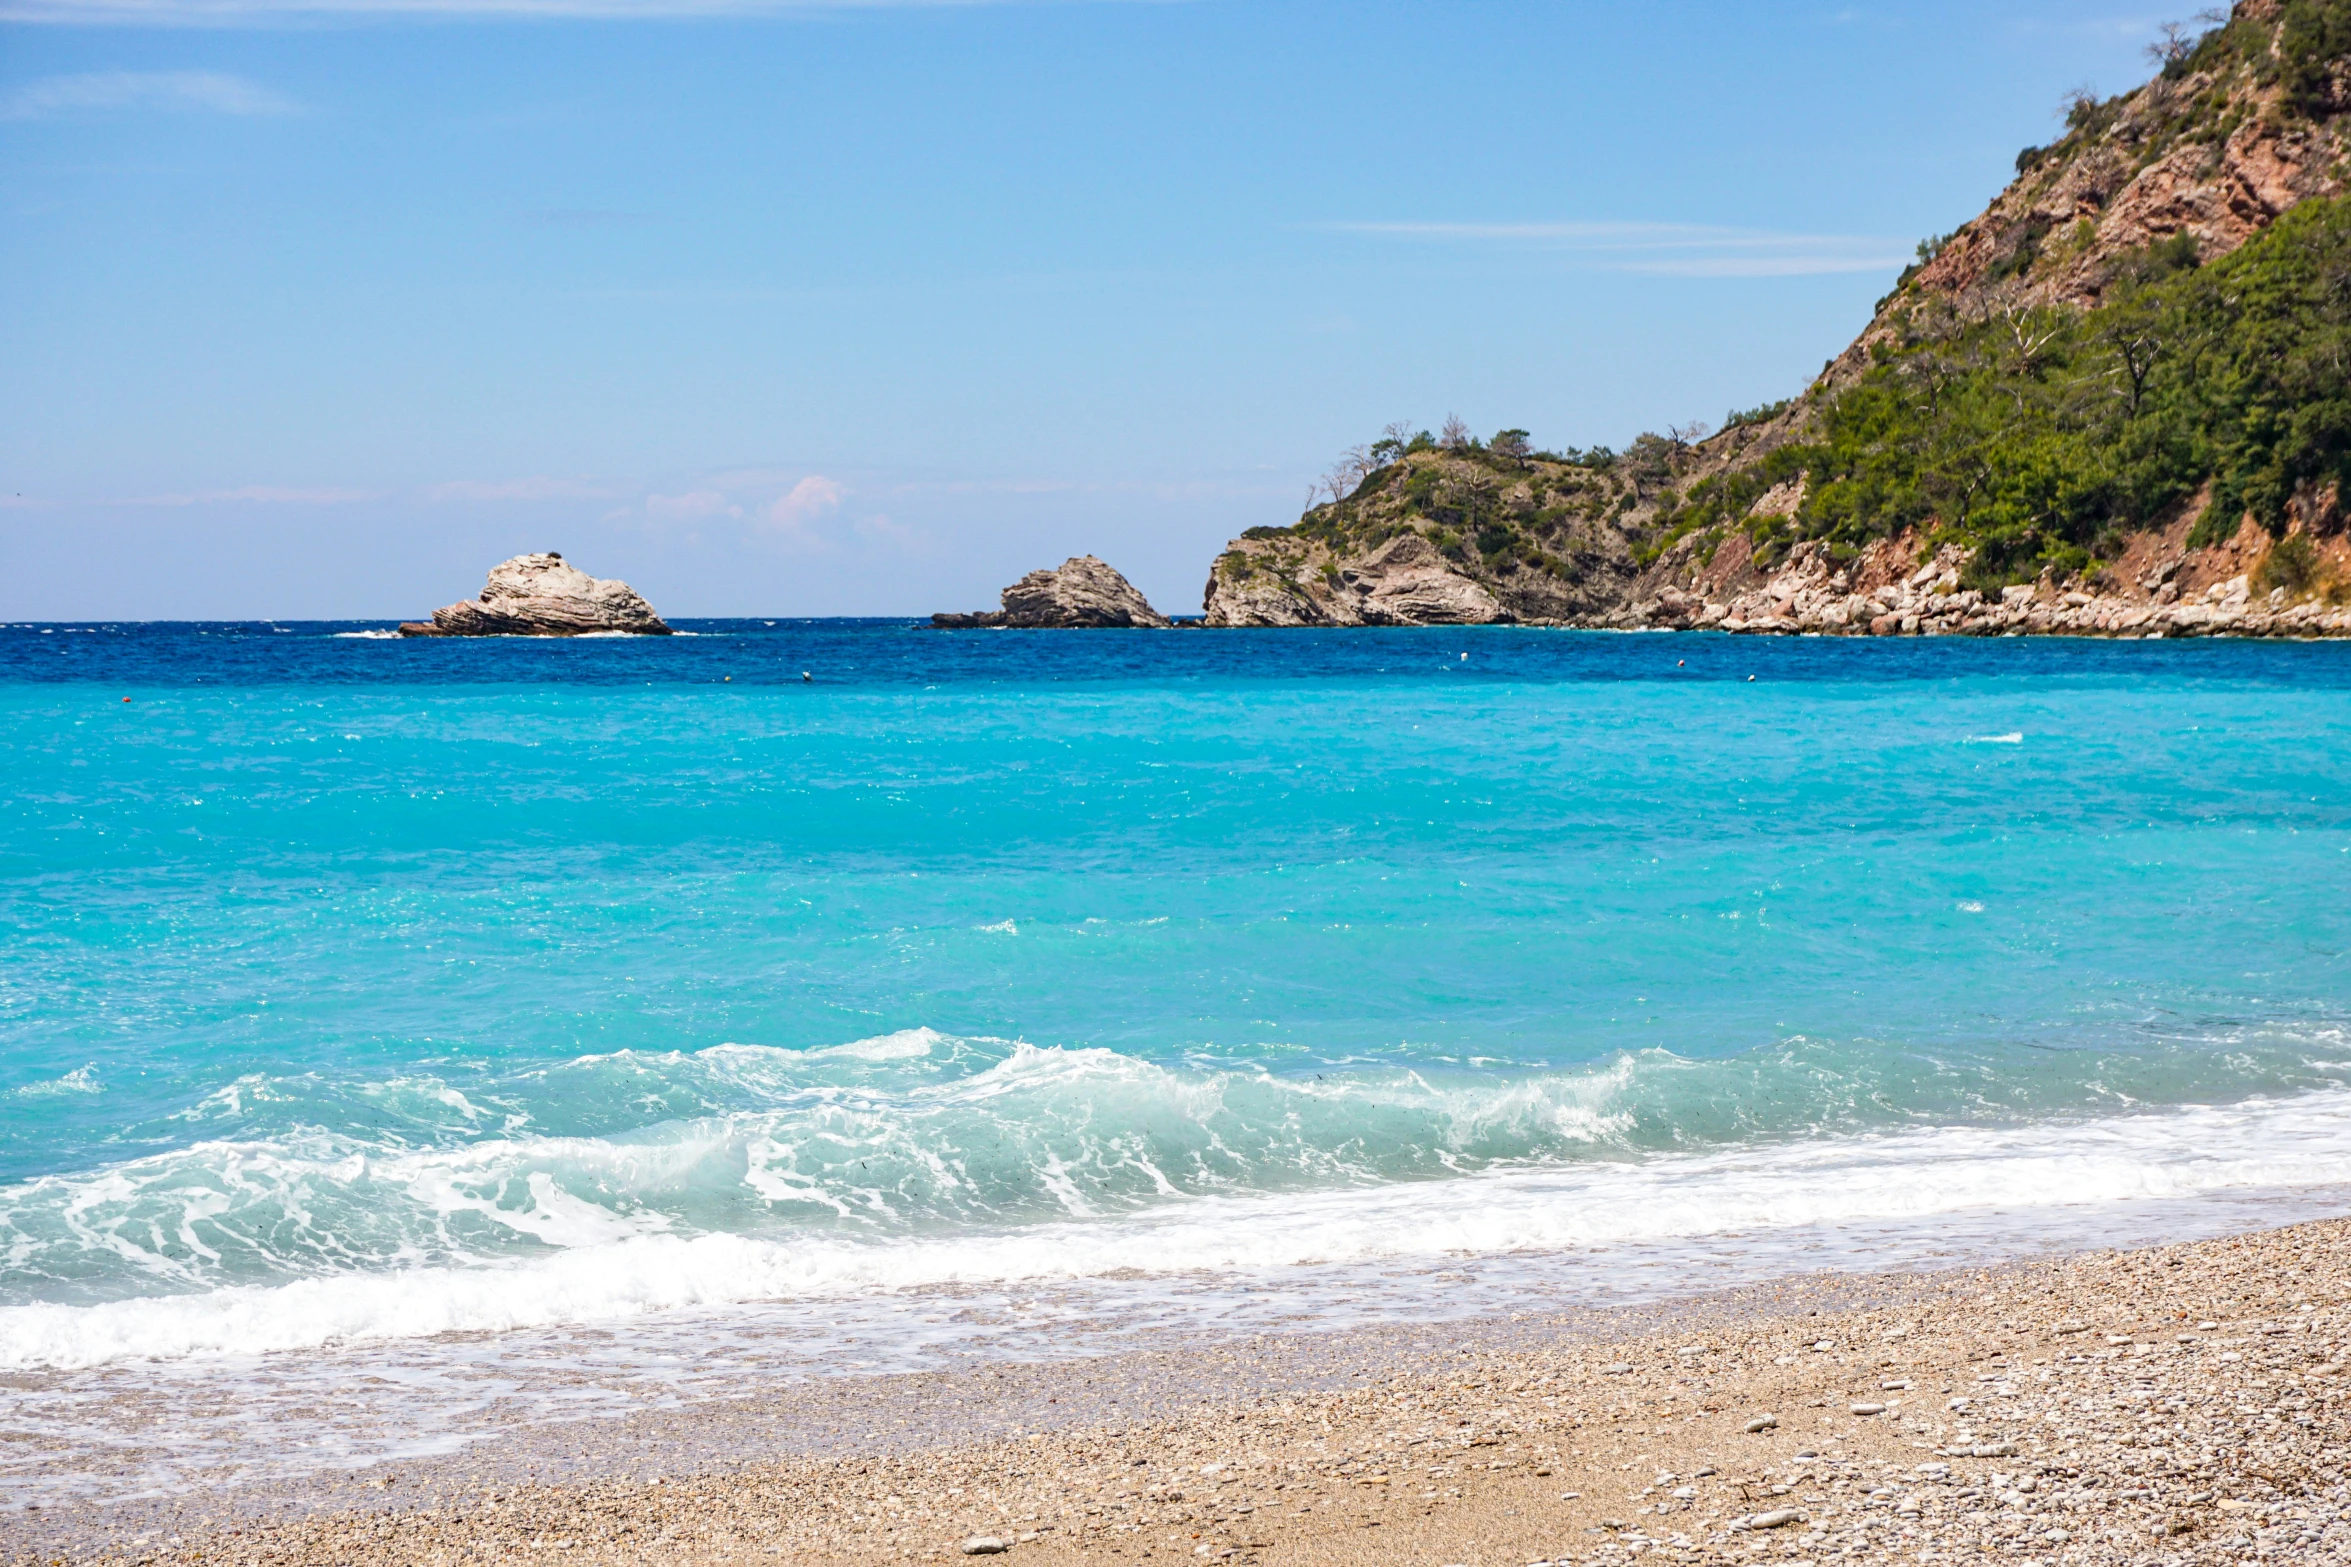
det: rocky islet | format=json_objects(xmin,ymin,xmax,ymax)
[
  {"xmin": 933, "ymin": 556, "xmax": 1172, "ymax": 629},
  {"xmin": 398, "ymin": 553, "xmax": 672, "ymax": 638}
]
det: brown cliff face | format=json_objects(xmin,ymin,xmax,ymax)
[
  {"xmin": 1201, "ymin": 1, "xmax": 2351, "ymax": 637},
  {"xmin": 1855, "ymin": 1, "xmax": 2346, "ymax": 351}
]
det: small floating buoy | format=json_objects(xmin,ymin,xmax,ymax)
[
  {"xmin": 122, "ymin": 696, "xmax": 131, "ymax": 703},
  {"xmin": 1460, "ymin": 652, "xmax": 1468, "ymax": 661},
  {"xmin": 1677, "ymin": 660, "xmax": 1685, "ymax": 668},
  {"xmin": 802, "ymin": 671, "xmax": 812, "ymax": 682},
  {"xmin": 723, "ymin": 675, "xmax": 731, "ymax": 682},
  {"xmin": 1747, "ymin": 675, "xmax": 1757, "ymax": 682}
]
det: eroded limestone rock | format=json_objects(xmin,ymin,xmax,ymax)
[
  {"xmin": 933, "ymin": 556, "xmax": 1170, "ymax": 628},
  {"xmin": 398, "ymin": 553, "xmax": 672, "ymax": 637}
]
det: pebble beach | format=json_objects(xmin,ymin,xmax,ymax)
[{"xmin": 20, "ymin": 1214, "xmax": 2349, "ymax": 1567}]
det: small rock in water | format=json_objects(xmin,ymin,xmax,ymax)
[
  {"xmin": 398, "ymin": 552, "xmax": 672, "ymax": 638},
  {"xmin": 933, "ymin": 556, "xmax": 1170, "ymax": 629},
  {"xmin": 961, "ymin": 1536, "xmax": 1009, "ymax": 1555}
]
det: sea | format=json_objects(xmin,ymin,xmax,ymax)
[{"xmin": 4, "ymin": 619, "xmax": 2350, "ymax": 1513}]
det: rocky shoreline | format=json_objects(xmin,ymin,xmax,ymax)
[
  {"xmin": 1613, "ymin": 515, "xmax": 2351, "ymax": 640},
  {"xmin": 1193, "ymin": 471, "xmax": 2351, "ymax": 638}
]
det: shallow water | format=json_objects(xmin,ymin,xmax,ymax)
[{"xmin": 4, "ymin": 621, "xmax": 2349, "ymax": 1500}]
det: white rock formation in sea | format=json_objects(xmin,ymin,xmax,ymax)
[
  {"xmin": 398, "ymin": 553, "xmax": 673, "ymax": 637},
  {"xmin": 933, "ymin": 556, "xmax": 1171, "ymax": 628}
]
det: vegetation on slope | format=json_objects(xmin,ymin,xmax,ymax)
[
  {"xmin": 1241, "ymin": 3, "xmax": 2351, "ymax": 608},
  {"xmin": 1657, "ymin": 192, "xmax": 2351, "ymax": 589}
]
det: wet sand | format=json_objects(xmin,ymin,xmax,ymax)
[{"xmin": 13, "ymin": 1216, "xmax": 2351, "ymax": 1566}]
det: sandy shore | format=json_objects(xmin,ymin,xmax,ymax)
[{"xmin": 15, "ymin": 1216, "xmax": 2351, "ymax": 1566}]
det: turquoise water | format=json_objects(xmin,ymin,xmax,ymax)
[{"xmin": 5, "ymin": 621, "xmax": 2351, "ymax": 1372}]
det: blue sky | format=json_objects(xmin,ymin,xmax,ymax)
[{"xmin": 3, "ymin": 0, "xmax": 2183, "ymax": 618}]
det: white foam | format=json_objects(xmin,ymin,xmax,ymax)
[
  {"xmin": 807, "ymin": 1027, "xmax": 945, "ymax": 1063},
  {"xmin": 332, "ymin": 630, "xmax": 400, "ymax": 639},
  {"xmin": 7, "ymin": 1088, "xmax": 2349, "ymax": 1371},
  {"xmin": 13, "ymin": 1065, "xmax": 102, "ymax": 1097}
]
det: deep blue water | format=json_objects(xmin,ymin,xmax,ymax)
[{"xmin": 4, "ymin": 620, "xmax": 2350, "ymax": 1369}]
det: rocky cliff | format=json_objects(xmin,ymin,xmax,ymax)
[
  {"xmin": 1205, "ymin": 0, "xmax": 2351, "ymax": 636},
  {"xmin": 1201, "ymin": 446, "xmax": 1657, "ymax": 626},
  {"xmin": 399, "ymin": 553, "xmax": 672, "ymax": 637},
  {"xmin": 934, "ymin": 556, "xmax": 1171, "ymax": 628}
]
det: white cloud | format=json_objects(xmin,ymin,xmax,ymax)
[
  {"xmin": 766, "ymin": 475, "xmax": 845, "ymax": 527},
  {"xmin": 1327, "ymin": 219, "xmax": 1910, "ymax": 279},
  {"xmin": 4, "ymin": 0, "xmax": 991, "ymax": 21},
  {"xmin": 0, "ymin": 70, "xmax": 296, "ymax": 118}
]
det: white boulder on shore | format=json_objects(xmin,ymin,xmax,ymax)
[{"xmin": 398, "ymin": 553, "xmax": 672, "ymax": 637}]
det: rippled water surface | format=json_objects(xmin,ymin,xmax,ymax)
[{"xmin": 4, "ymin": 620, "xmax": 2350, "ymax": 1498}]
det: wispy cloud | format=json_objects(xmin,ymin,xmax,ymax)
[
  {"xmin": 127, "ymin": 483, "xmax": 378, "ymax": 505},
  {"xmin": 0, "ymin": 69, "xmax": 297, "ymax": 118},
  {"xmin": 2011, "ymin": 12, "xmax": 2171, "ymax": 43},
  {"xmin": 1328, "ymin": 219, "xmax": 1910, "ymax": 278},
  {"xmin": 4, "ymin": 0, "xmax": 989, "ymax": 21},
  {"xmin": 644, "ymin": 489, "xmax": 742, "ymax": 522},
  {"xmin": 425, "ymin": 475, "xmax": 626, "ymax": 503}
]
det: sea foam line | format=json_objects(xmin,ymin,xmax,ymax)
[{"xmin": 4, "ymin": 1088, "xmax": 2348, "ymax": 1371}]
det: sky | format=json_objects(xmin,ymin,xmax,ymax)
[{"xmin": 2, "ymin": 0, "xmax": 2190, "ymax": 619}]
